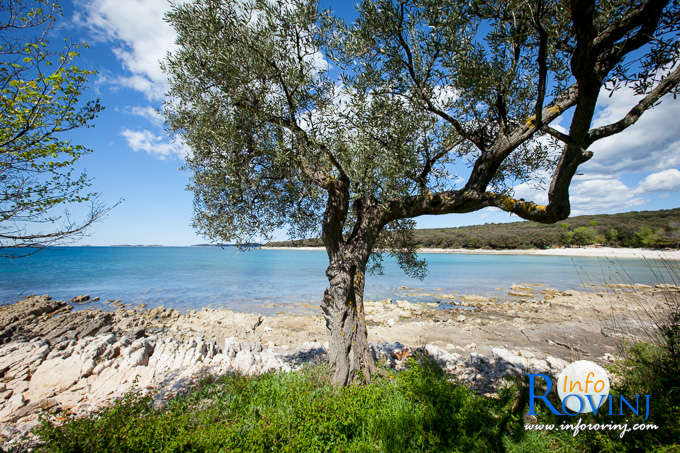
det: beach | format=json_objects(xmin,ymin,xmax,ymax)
[
  {"xmin": 1, "ymin": 282, "xmax": 676, "ymax": 449},
  {"xmin": 263, "ymin": 245, "xmax": 680, "ymax": 260}
]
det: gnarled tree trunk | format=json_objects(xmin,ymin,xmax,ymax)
[
  {"xmin": 321, "ymin": 178, "xmax": 377, "ymax": 385},
  {"xmin": 321, "ymin": 256, "xmax": 376, "ymax": 386}
]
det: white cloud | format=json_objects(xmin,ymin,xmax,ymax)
[
  {"xmin": 513, "ymin": 181, "xmax": 549, "ymax": 204},
  {"xmin": 432, "ymin": 85, "xmax": 459, "ymax": 110},
  {"xmin": 117, "ymin": 75, "xmax": 166, "ymax": 101},
  {"xmin": 634, "ymin": 168, "xmax": 680, "ymax": 194},
  {"xmin": 511, "ymin": 176, "xmax": 646, "ymax": 216},
  {"xmin": 80, "ymin": 0, "xmax": 327, "ymax": 164},
  {"xmin": 582, "ymin": 89, "xmax": 680, "ymax": 175},
  {"xmin": 127, "ymin": 106, "xmax": 164, "ymax": 127},
  {"xmin": 508, "ymin": 85, "xmax": 680, "ymax": 215},
  {"xmin": 75, "ymin": 0, "xmax": 176, "ymax": 100},
  {"xmin": 121, "ymin": 129, "xmax": 189, "ymax": 160},
  {"xmin": 77, "ymin": 1, "xmax": 192, "ymax": 159},
  {"xmin": 478, "ymin": 207, "xmax": 501, "ymax": 221},
  {"xmin": 77, "ymin": 0, "xmax": 327, "ymax": 100},
  {"xmin": 569, "ymin": 178, "xmax": 645, "ymax": 215}
]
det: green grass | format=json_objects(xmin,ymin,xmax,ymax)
[
  {"xmin": 35, "ymin": 358, "xmax": 520, "ymax": 452},
  {"xmin": 31, "ymin": 352, "xmax": 678, "ymax": 453},
  {"xmin": 266, "ymin": 207, "xmax": 680, "ymax": 250}
]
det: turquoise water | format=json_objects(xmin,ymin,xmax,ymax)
[{"xmin": 0, "ymin": 246, "xmax": 672, "ymax": 313}]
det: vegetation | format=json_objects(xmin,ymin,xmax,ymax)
[
  {"xmin": 163, "ymin": 0, "xmax": 680, "ymax": 384},
  {"xmin": 35, "ymin": 361, "xmax": 514, "ymax": 452},
  {"xmin": 0, "ymin": 0, "xmax": 109, "ymax": 257},
  {"xmin": 34, "ymin": 351, "xmax": 679, "ymax": 453},
  {"xmin": 607, "ymin": 262, "xmax": 680, "ymax": 451},
  {"xmin": 267, "ymin": 208, "xmax": 680, "ymax": 250}
]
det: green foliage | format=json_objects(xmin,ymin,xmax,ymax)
[
  {"xmin": 607, "ymin": 228, "xmax": 619, "ymax": 245},
  {"xmin": 606, "ymin": 277, "xmax": 680, "ymax": 451},
  {"xmin": 35, "ymin": 347, "xmax": 680, "ymax": 452},
  {"xmin": 568, "ymin": 226, "xmax": 605, "ymax": 246},
  {"xmin": 36, "ymin": 360, "xmax": 526, "ymax": 453},
  {"xmin": 162, "ymin": 0, "xmax": 680, "ymax": 290},
  {"xmin": 634, "ymin": 226, "xmax": 662, "ymax": 248},
  {"xmin": 0, "ymin": 0, "xmax": 105, "ymax": 254},
  {"xmin": 163, "ymin": 0, "xmax": 331, "ymax": 246},
  {"xmin": 606, "ymin": 343, "xmax": 680, "ymax": 451},
  {"xmin": 269, "ymin": 208, "xmax": 680, "ymax": 250},
  {"xmin": 162, "ymin": 0, "xmax": 553, "ymax": 247}
]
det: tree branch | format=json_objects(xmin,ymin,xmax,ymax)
[
  {"xmin": 237, "ymin": 34, "xmax": 346, "ymax": 185},
  {"xmin": 322, "ymin": 176, "xmax": 350, "ymax": 261},
  {"xmin": 594, "ymin": 0, "xmax": 669, "ymax": 75},
  {"xmin": 231, "ymin": 99, "xmax": 331, "ymax": 188},
  {"xmin": 382, "ymin": 187, "xmax": 575, "ymax": 227},
  {"xmin": 531, "ymin": 0, "xmax": 549, "ymax": 128},
  {"xmin": 464, "ymin": 83, "xmax": 580, "ymax": 193},
  {"xmin": 416, "ymin": 139, "xmax": 462, "ymax": 192},
  {"xmin": 0, "ymin": 198, "xmax": 119, "ymax": 257},
  {"xmin": 588, "ymin": 64, "xmax": 680, "ymax": 142},
  {"xmin": 593, "ymin": 0, "xmax": 667, "ymax": 52},
  {"xmin": 394, "ymin": 4, "xmax": 485, "ymax": 150}
]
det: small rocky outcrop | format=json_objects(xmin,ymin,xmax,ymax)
[{"xmin": 0, "ymin": 295, "xmax": 116, "ymax": 345}]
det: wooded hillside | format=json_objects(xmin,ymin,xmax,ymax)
[{"xmin": 266, "ymin": 208, "xmax": 680, "ymax": 249}]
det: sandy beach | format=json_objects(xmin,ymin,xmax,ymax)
[{"xmin": 263, "ymin": 245, "xmax": 680, "ymax": 260}]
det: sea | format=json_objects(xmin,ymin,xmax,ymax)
[{"xmin": 0, "ymin": 246, "xmax": 674, "ymax": 314}]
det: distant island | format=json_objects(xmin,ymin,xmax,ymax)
[{"xmin": 265, "ymin": 208, "xmax": 680, "ymax": 250}]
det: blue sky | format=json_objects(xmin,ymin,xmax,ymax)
[{"xmin": 43, "ymin": 0, "xmax": 680, "ymax": 246}]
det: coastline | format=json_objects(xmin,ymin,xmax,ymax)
[
  {"xmin": 263, "ymin": 245, "xmax": 680, "ymax": 260},
  {"xmin": 1, "ymin": 283, "xmax": 677, "ymax": 448}
]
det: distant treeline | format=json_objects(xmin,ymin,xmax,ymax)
[{"xmin": 266, "ymin": 208, "xmax": 680, "ymax": 250}]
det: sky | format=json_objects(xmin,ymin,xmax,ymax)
[{"xmin": 34, "ymin": 0, "xmax": 680, "ymax": 246}]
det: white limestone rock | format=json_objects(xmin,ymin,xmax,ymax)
[
  {"xmin": 233, "ymin": 350, "xmax": 255, "ymax": 374},
  {"xmin": 0, "ymin": 392, "xmax": 26, "ymax": 422}
]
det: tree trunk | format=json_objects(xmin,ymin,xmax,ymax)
[
  {"xmin": 320, "ymin": 180, "xmax": 378, "ymax": 385},
  {"xmin": 321, "ymin": 257, "xmax": 376, "ymax": 386}
]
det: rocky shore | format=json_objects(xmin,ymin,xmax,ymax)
[{"xmin": 0, "ymin": 283, "xmax": 675, "ymax": 450}]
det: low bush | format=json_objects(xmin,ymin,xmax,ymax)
[
  {"xmin": 34, "ymin": 350, "xmax": 680, "ymax": 452},
  {"xmin": 36, "ymin": 357, "xmax": 525, "ymax": 452}
]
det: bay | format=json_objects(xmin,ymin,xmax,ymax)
[{"xmin": 0, "ymin": 246, "xmax": 671, "ymax": 314}]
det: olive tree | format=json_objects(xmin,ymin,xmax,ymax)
[
  {"xmin": 1, "ymin": 0, "xmax": 108, "ymax": 256},
  {"xmin": 163, "ymin": 0, "xmax": 680, "ymax": 385}
]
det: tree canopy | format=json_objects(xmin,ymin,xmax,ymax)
[
  {"xmin": 164, "ymin": 0, "xmax": 680, "ymax": 384},
  {"xmin": 165, "ymin": 0, "xmax": 679, "ymax": 244},
  {"xmin": 0, "ymin": 0, "xmax": 108, "ymax": 256}
]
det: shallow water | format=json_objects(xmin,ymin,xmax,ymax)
[{"xmin": 0, "ymin": 246, "xmax": 673, "ymax": 314}]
